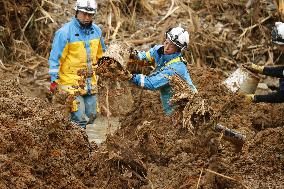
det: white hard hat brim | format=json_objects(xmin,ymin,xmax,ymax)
[
  {"xmin": 77, "ymin": 8, "xmax": 96, "ymax": 14},
  {"xmin": 272, "ymin": 41, "xmax": 284, "ymax": 45}
]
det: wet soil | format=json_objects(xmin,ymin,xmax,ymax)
[
  {"xmin": 2, "ymin": 0, "xmax": 284, "ymax": 188},
  {"xmin": 0, "ymin": 70, "xmax": 92, "ymax": 188},
  {"xmin": 1, "ymin": 66, "xmax": 283, "ymax": 188},
  {"xmin": 96, "ymin": 67, "xmax": 284, "ymax": 189},
  {"xmin": 86, "ymin": 115, "xmax": 120, "ymax": 145}
]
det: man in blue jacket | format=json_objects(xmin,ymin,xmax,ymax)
[
  {"xmin": 48, "ymin": 0, "xmax": 106, "ymax": 128},
  {"xmin": 127, "ymin": 27, "xmax": 197, "ymax": 115}
]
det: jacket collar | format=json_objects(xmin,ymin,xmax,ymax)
[{"xmin": 162, "ymin": 51, "xmax": 181, "ymax": 62}]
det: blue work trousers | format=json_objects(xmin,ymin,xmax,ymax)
[{"xmin": 70, "ymin": 94, "xmax": 97, "ymax": 129}]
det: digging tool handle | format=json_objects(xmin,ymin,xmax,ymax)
[{"xmin": 214, "ymin": 124, "xmax": 246, "ymax": 142}]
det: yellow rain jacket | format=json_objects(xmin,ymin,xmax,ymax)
[{"xmin": 49, "ymin": 17, "xmax": 106, "ymax": 95}]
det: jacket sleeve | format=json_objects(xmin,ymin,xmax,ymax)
[
  {"xmin": 100, "ymin": 36, "xmax": 107, "ymax": 52},
  {"xmin": 137, "ymin": 45, "xmax": 162, "ymax": 64},
  {"xmin": 131, "ymin": 62, "xmax": 197, "ymax": 92},
  {"xmin": 131, "ymin": 63, "xmax": 179, "ymax": 90},
  {"xmin": 263, "ymin": 66, "xmax": 284, "ymax": 77},
  {"xmin": 48, "ymin": 30, "xmax": 68, "ymax": 82},
  {"xmin": 131, "ymin": 72, "xmax": 170, "ymax": 90},
  {"xmin": 183, "ymin": 71, "xmax": 198, "ymax": 93},
  {"xmin": 254, "ymin": 90, "xmax": 284, "ymax": 103},
  {"xmin": 96, "ymin": 36, "xmax": 107, "ymax": 60}
]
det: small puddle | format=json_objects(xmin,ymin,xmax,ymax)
[{"xmin": 86, "ymin": 115, "xmax": 121, "ymax": 145}]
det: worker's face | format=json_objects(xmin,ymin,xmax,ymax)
[
  {"xmin": 76, "ymin": 11, "xmax": 94, "ymax": 27},
  {"xmin": 164, "ymin": 38, "xmax": 179, "ymax": 55}
]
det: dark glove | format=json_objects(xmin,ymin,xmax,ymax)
[
  {"xmin": 50, "ymin": 82, "xmax": 58, "ymax": 93},
  {"xmin": 243, "ymin": 63, "xmax": 264, "ymax": 74}
]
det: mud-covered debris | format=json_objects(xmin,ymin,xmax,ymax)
[
  {"xmin": 169, "ymin": 74, "xmax": 211, "ymax": 132},
  {"xmin": 0, "ymin": 77, "xmax": 92, "ymax": 188},
  {"xmin": 97, "ymin": 57, "xmax": 129, "ymax": 80}
]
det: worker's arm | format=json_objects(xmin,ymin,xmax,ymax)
[
  {"xmin": 48, "ymin": 30, "xmax": 68, "ymax": 82},
  {"xmin": 131, "ymin": 62, "xmax": 197, "ymax": 92},
  {"xmin": 253, "ymin": 90, "xmax": 284, "ymax": 103},
  {"xmin": 95, "ymin": 26, "xmax": 107, "ymax": 61},
  {"xmin": 132, "ymin": 45, "xmax": 162, "ymax": 66},
  {"xmin": 263, "ymin": 66, "xmax": 284, "ymax": 77},
  {"xmin": 131, "ymin": 69, "xmax": 172, "ymax": 90}
]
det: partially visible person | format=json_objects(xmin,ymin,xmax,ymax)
[
  {"xmin": 126, "ymin": 27, "xmax": 197, "ymax": 115},
  {"xmin": 245, "ymin": 22, "xmax": 284, "ymax": 103},
  {"xmin": 48, "ymin": 0, "xmax": 106, "ymax": 129}
]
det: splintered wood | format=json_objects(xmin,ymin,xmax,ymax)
[
  {"xmin": 169, "ymin": 75, "xmax": 210, "ymax": 133},
  {"xmin": 127, "ymin": 56, "xmax": 154, "ymax": 75},
  {"xmin": 96, "ymin": 43, "xmax": 132, "ymax": 81},
  {"xmin": 279, "ymin": 0, "xmax": 284, "ymax": 20}
]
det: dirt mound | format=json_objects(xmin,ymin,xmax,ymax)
[
  {"xmin": 236, "ymin": 127, "xmax": 284, "ymax": 188},
  {"xmin": 1, "ymin": 0, "xmax": 284, "ymax": 188},
  {"xmin": 90, "ymin": 67, "xmax": 284, "ymax": 188},
  {"xmin": 0, "ymin": 73, "xmax": 92, "ymax": 188},
  {"xmin": 0, "ymin": 66, "xmax": 283, "ymax": 188}
]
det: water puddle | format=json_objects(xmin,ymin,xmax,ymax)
[{"xmin": 86, "ymin": 115, "xmax": 121, "ymax": 145}]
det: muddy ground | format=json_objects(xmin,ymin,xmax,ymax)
[
  {"xmin": 1, "ymin": 0, "xmax": 284, "ymax": 188},
  {"xmin": 1, "ymin": 65, "xmax": 284, "ymax": 188}
]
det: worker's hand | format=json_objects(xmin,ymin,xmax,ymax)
[
  {"xmin": 129, "ymin": 48, "xmax": 139, "ymax": 59},
  {"xmin": 50, "ymin": 82, "xmax": 58, "ymax": 93},
  {"xmin": 244, "ymin": 94, "xmax": 255, "ymax": 102},
  {"xmin": 243, "ymin": 63, "xmax": 264, "ymax": 74},
  {"xmin": 128, "ymin": 48, "xmax": 139, "ymax": 65}
]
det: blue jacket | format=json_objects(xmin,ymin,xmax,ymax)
[
  {"xmin": 131, "ymin": 45, "xmax": 197, "ymax": 115},
  {"xmin": 49, "ymin": 17, "xmax": 106, "ymax": 95}
]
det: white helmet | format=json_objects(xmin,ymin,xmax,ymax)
[
  {"xmin": 165, "ymin": 27, "xmax": 189, "ymax": 50},
  {"xmin": 74, "ymin": 0, "xmax": 97, "ymax": 14},
  {"xmin": 272, "ymin": 22, "xmax": 284, "ymax": 45}
]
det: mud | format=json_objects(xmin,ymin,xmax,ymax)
[
  {"xmin": 1, "ymin": 64, "xmax": 284, "ymax": 188},
  {"xmin": 97, "ymin": 67, "xmax": 284, "ymax": 188},
  {"xmin": 2, "ymin": 0, "xmax": 284, "ymax": 188},
  {"xmin": 0, "ymin": 72, "xmax": 92, "ymax": 188}
]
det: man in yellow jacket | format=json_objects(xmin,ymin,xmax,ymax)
[{"xmin": 48, "ymin": 0, "xmax": 106, "ymax": 129}]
